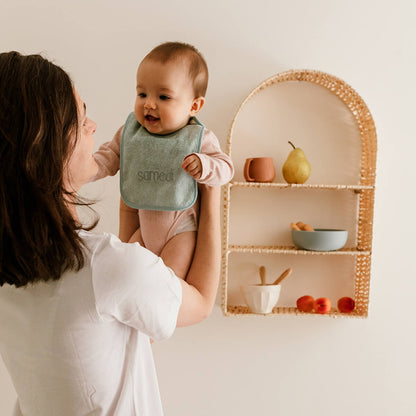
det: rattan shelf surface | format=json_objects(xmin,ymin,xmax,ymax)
[
  {"xmin": 229, "ymin": 181, "xmax": 374, "ymax": 191},
  {"xmin": 226, "ymin": 245, "xmax": 371, "ymax": 256},
  {"xmin": 225, "ymin": 305, "xmax": 367, "ymax": 318}
]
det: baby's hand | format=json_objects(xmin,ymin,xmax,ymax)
[{"xmin": 182, "ymin": 154, "xmax": 202, "ymax": 180}]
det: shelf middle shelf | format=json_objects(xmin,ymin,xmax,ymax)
[{"xmin": 226, "ymin": 245, "xmax": 370, "ymax": 256}]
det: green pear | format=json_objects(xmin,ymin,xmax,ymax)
[{"xmin": 282, "ymin": 141, "xmax": 311, "ymax": 184}]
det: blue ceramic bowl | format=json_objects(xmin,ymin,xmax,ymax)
[{"xmin": 292, "ymin": 229, "xmax": 348, "ymax": 251}]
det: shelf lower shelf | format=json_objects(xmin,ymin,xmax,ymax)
[
  {"xmin": 226, "ymin": 245, "xmax": 370, "ymax": 256},
  {"xmin": 225, "ymin": 305, "xmax": 367, "ymax": 318}
]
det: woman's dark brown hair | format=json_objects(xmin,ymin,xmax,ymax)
[{"xmin": 0, "ymin": 51, "xmax": 94, "ymax": 287}]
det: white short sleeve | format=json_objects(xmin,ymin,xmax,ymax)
[{"xmin": 89, "ymin": 233, "xmax": 182, "ymax": 341}]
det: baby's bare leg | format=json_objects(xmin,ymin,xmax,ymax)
[
  {"xmin": 119, "ymin": 197, "xmax": 140, "ymax": 243},
  {"xmin": 160, "ymin": 231, "xmax": 197, "ymax": 280},
  {"xmin": 128, "ymin": 227, "xmax": 145, "ymax": 246}
]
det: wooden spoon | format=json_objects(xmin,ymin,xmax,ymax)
[
  {"xmin": 259, "ymin": 266, "xmax": 266, "ymax": 285},
  {"xmin": 272, "ymin": 268, "xmax": 292, "ymax": 285}
]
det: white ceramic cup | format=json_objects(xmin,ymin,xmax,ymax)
[{"xmin": 241, "ymin": 284, "xmax": 281, "ymax": 314}]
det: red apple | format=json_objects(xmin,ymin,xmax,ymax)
[
  {"xmin": 296, "ymin": 295, "xmax": 315, "ymax": 312},
  {"xmin": 337, "ymin": 297, "xmax": 355, "ymax": 313},
  {"xmin": 313, "ymin": 297, "xmax": 331, "ymax": 314}
]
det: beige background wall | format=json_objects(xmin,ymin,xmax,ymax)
[{"xmin": 1, "ymin": 0, "xmax": 415, "ymax": 415}]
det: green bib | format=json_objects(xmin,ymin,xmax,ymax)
[{"xmin": 120, "ymin": 112, "xmax": 204, "ymax": 211}]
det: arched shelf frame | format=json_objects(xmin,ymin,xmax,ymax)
[
  {"xmin": 221, "ymin": 70, "xmax": 377, "ymax": 317},
  {"xmin": 226, "ymin": 70, "xmax": 377, "ymax": 187}
]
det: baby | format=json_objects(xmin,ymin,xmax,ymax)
[{"xmin": 93, "ymin": 42, "xmax": 234, "ymax": 278}]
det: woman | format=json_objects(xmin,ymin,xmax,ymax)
[{"xmin": 0, "ymin": 51, "xmax": 220, "ymax": 415}]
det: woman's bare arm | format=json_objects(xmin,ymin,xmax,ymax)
[{"xmin": 176, "ymin": 185, "xmax": 221, "ymax": 327}]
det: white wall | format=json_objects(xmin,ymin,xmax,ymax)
[{"xmin": 1, "ymin": 0, "xmax": 415, "ymax": 415}]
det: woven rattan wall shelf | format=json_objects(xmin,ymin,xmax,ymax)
[{"xmin": 221, "ymin": 69, "xmax": 377, "ymax": 318}]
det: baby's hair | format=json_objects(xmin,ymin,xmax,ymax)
[{"xmin": 144, "ymin": 42, "xmax": 208, "ymax": 97}]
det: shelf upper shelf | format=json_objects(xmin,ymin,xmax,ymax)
[
  {"xmin": 226, "ymin": 244, "xmax": 371, "ymax": 256},
  {"xmin": 228, "ymin": 181, "xmax": 374, "ymax": 191}
]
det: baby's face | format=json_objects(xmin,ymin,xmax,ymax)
[{"xmin": 134, "ymin": 59, "xmax": 201, "ymax": 135}]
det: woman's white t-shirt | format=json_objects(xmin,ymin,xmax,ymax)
[{"xmin": 0, "ymin": 231, "xmax": 182, "ymax": 415}]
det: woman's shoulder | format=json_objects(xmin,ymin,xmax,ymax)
[
  {"xmin": 80, "ymin": 230, "xmax": 182, "ymax": 340},
  {"xmin": 78, "ymin": 230, "xmax": 115, "ymax": 258},
  {"xmin": 79, "ymin": 230, "xmax": 156, "ymax": 267}
]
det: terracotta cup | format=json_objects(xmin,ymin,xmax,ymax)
[{"xmin": 244, "ymin": 157, "xmax": 275, "ymax": 182}]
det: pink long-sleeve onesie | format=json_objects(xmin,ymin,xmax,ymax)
[{"xmin": 93, "ymin": 124, "xmax": 234, "ymax": 255}]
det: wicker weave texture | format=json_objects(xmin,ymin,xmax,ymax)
[{"xmin": 221, "ymin": 69, "xmax": 377, "ymax": 318}]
